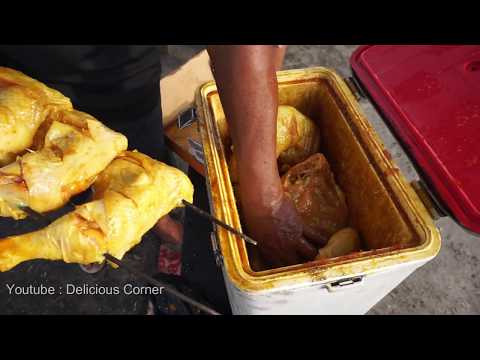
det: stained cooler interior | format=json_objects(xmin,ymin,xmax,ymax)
[{"xmin": 204, "ymin": 70, "xmax": 428, "ymax": 274}]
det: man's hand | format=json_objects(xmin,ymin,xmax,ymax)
[
  {"xmin": 236, "ymin": 163, "xmax": 317, "ymax": 267},
  {"xmin": 208, "ymin": 45, "xmax": 317, "ymax": 267},
  {"xmin": 242, "ymin": 190, "xmax": 318, "ymax": 267}
]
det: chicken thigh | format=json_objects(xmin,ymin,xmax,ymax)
[{"xmin": 0, "ymin": 151, "xmax": 194, "ymax": 271}]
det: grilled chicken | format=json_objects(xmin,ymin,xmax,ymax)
[
  {"xmin": 282, "ymin": 153, "xmax": 348, "ymax": 246},
  {"xmin": 0, "ymin": 109, "xmax": 128, "ymax": 219},
  {"xmin": 0, "ymin": 67, "xmax": 72, "ymax": 166},
  {"xmin": 275, "ymin": 106, "xmax": 321, "ymax": 171},
  {"xmin": 316, "ymin": 228, "xmax": 361, "ymax": 260},
  {"xmin": 228, "ymin": 105, "xmax": 321, "ymax": 182},
  {"xmin": 0, "ymin": 151, "xmax": 194, "ymax": 271}
]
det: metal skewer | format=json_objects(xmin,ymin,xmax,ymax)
[
  {"xmin": 182, "ymin": 200, "xmax": 257, "ymax": 246},
  {"xmin": 16, "ymin": 205, "xmax": 221, "ymax": 315},
  {"xmin": 18, "ymin": 206, "xmax": 51, "ymax": 227}
]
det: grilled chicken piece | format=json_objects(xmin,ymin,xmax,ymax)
[
  {"xmin": 282, "ymin": 153, "xmax": 348, "ymax": 245},
  {"xmin": 316, "ymin": 228, "xmax": 361, "ymax": 260},
  {"xmin": 0, "ymin": 109, "xmax": 128, "ymax": 219},
  {"xmin": 229, "ymin": 105, "xmax": 321, "ymax": 182},
  {"xmin": 0, "ymin": 151, "xmax": 194, "ymax": 272},
  {"xmin": 275, "ymin": 106, "xmax": 321, "ymax": 171},
  {"xmin": 0, "ymin": 67, "xmax": 72, "ymax": 166}
]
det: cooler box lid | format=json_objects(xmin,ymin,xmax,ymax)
[{"xmin": 351, "ymin": 45, "xmax": 480, "ymax": 234}]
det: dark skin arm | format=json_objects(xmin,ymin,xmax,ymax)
[{"xmin": 207, "ymin": 45, "xmax": 317, "ymax": 267}]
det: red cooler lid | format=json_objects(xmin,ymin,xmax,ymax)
[{"xmin": 351, "ymin": 45, "xmax": 480, "ymax": 234}]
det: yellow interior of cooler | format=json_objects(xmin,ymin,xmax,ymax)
[{"xmin": 204, "ymin": 71, "xmax": 428, "ymax": 274}]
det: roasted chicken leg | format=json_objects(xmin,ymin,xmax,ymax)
[
  {"xmin": 0, "ymin": 67, "xmax": 72, "ymax": 166},
  {"xmin": 0, "ymin": 109, "xmax": 128, "ymax": 219},
  {"xmin": 0, "ymin": 151, "xmax": 194, "ymax": 272}
]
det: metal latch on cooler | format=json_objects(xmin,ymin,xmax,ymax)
[
  {"xmin": 344, "ymin": 76, "xmax": 367, "ymax": 101},
  {"xmin": 325, "ymin": 275, "xmax": 365, "ymax": 292}
]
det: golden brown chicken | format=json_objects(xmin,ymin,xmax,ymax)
[
  {"xmin": 275, "ymin": 106, "xmax": 321, "ymax": 171},
  {"xmin": 0, "ymin": 151, "xmax": 194, "ymax": 272},
  {"xmin": 282, "ymin": 153, "xmax": 348, "ymax": 245},
  {"xmin": 0, "ymin": 109, "xmax": 128, "ymax": 219},
  {"xmin": 227, "ymin": 105, "xmax": 321, "ymax": 182},
  {"xmin": 316, "ymin": 228, "xmax": 361, "ymax": 260},
  {"xmin": 0, "ymin": 67, "xmax": 73, "ymax": 166}
]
